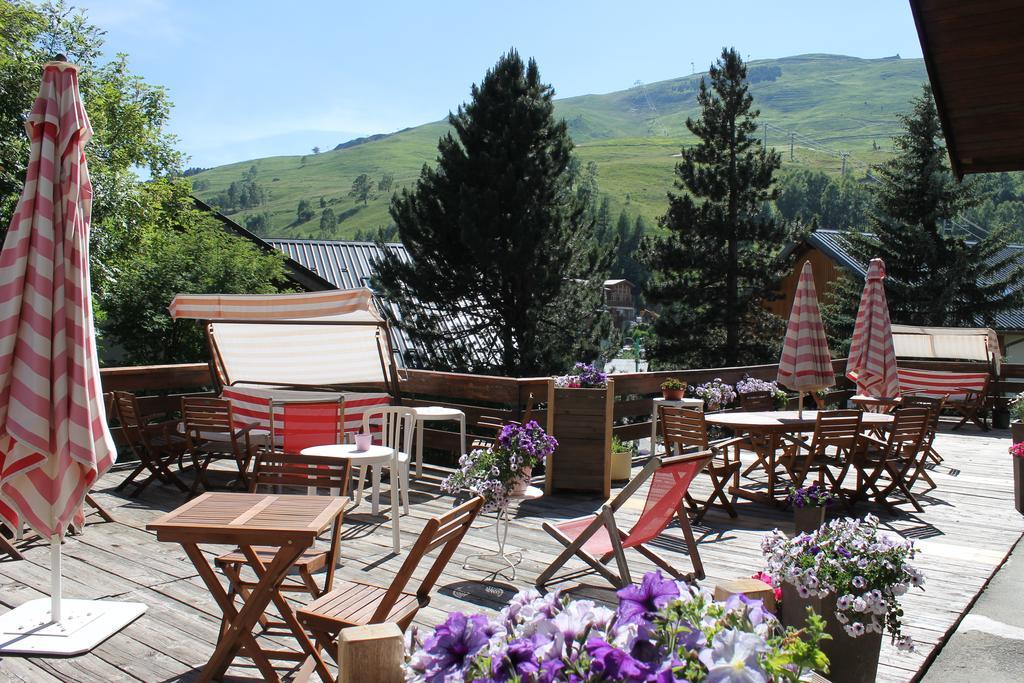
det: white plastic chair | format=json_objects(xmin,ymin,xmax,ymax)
[{"xmin": 357, "ymin": 407, "xmax": 415, "ymax": 516}]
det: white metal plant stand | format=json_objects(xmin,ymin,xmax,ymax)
[{"xmin": 463, "ymin": 486, "xmax": 542, "ymax": 580}]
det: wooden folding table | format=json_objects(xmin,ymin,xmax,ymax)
[{"xmin": 147, "ymin": 492, "xmax": 345, "ymax": 683}]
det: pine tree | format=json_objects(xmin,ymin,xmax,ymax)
[
  {"xmin": 373, "ymin": 50, "xmax": 611, "ymax": 375},
  {"xmin": 826, "ymin": 86, "xmax": 1024, "ymax": 347},
  {"xmin": 643, "ymin": 48, "xmax": 790, "ymax": 368}
]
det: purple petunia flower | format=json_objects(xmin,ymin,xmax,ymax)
[
  {"xmin": 698, "ymin": 628, "xmax": 768, "ymax": 683},
  {"xmin": 586, "ymin": 637, "xmax": 652, "ymax": 682},
  {"xmin": 490, "ymin": 636, "xmax": 541, "ymax": 682},
  {"xmin": 616, "ymin": 570, "xmax": 680, "ymax": 623},
  {"xmin": 418, "ymin": 612, "xmax": 490, "ymax": 680}
]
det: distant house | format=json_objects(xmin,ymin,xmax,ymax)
[
  {"xmin": 776, "ymin": 228, "xmax": 1024, "ymax": 362},
  {"xmin": 603, "ymin": 279, "xmax": 636, "ymax": 329}
]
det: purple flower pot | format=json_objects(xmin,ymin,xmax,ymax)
[
  {"xmin": 1012, "ymin": 421, "xmax": 1024, "ymax": 444},
  {"xmin": 794, "ymin": 505, "xmax": 826, "ymax": 534},
  {"xmin": 780, "ymin": 583, "xmax": 882, "ymax": 683}
]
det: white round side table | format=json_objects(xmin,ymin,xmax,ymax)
[
  {"xmin": 650, "ymin": 397, "xmax": 704, "ymax": 455},
  {"xmin": 462, "ymin": 485, "xmax": 542, "ymax": 580},
  {"xmin": 300, "ymin": 443, "xmax": 402, "ymax": 553},
  {"xmin": 411, "ymin": 406, "xmax": 466, "ymax": 477}
]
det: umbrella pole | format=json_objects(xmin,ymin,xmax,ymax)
[
  {"xmin": 798, "ymin": 391, "xmax": 804, "ymax": 418},
  {"xmin": 50, "ymin": 536, "xmax": 61, "ymax": 623}
]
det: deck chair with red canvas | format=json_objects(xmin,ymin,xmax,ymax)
[{"xmin": 535, "ymin": 451, "xmax": 713, "ymax": 589}]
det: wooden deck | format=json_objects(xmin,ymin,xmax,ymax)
[{"xmin": 1, "ymin": 422, "xmax": 1021, "ymax": 682}]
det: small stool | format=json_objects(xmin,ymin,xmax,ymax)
[
  {"xmin": 650, "ymin": 397, "xmax": 704, "ymax": 455},
  {"xmin": 411, "ymin": 406, "xmax": 466, "ymax": 477}
]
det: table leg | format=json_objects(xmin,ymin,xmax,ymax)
[
  {"xmin": 183, "ymin": 542, "xmax": 302, "ymax": 682},
  {"xmin": 459, "ymin": 414, "xmax": 466, "ymax": 458},
  {"xmin": 371, "ymin": 465, "xmax": 381, "ymax": 516},
  {"xmin": 416, "ymin": 420, "xmax": 424, "ymax": 478},
  {"xmin": 729, "ymin": 431, "xmax": 784, "ymax": 507},
  {"xmin": 391, "ymin": 454, "xmax": 401, "ymax": 553}
]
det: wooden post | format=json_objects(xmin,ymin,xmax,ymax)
[
  {"xmin": 713, "ymin": 578, "xmax": 778, "ymax": 614},
  {"xmin": 338, "ymin": 623, "xmax": 405, "ymax": 683}
]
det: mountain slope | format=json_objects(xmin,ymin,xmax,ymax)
[{"xmin": 190, "ymin": 54, "xmax": 927, "ymax": 238}]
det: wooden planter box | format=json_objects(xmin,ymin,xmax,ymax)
[{"xmin": 546, "ymin": 379, "xmax": 613, "ymax": 497}]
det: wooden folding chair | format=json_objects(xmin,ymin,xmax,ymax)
[
  {"xmin": 846, "ymin": 407, "xmax": 930, "ymax": 512},
  {"xmin": 181, "ymin": 397, "xmax": 258, "ymax": 496},
  {"xmin": 535, "ymin": 451, "xmax": 712, "ymax": 589},
  {"xmin": 112, "ymin": 391, "xmax": 189, "ymax": 497},
  {"xmin": 779, "ymin": 410, "xmax": 863, "ymax": 499},
  {"xmin": 736, "ymin": 391, "xmax": 778, "ymax": 478},
  {"xmin": 216, "ymin": 450, "xmax": 351, "ymax": 632},
  {"xmin": 901, "ymin": 393, "xmax": 947, "ymax": 469},
  {"xmin": 296, "ymin": 495, "xmax": 484, "ymax": 659},
  {"xmin": 660, "ymin": 406, "xmax": 744, "ymax": 523}
]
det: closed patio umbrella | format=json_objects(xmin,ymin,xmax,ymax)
[
  {"xmin": 0, "ymin": 59, "xmax": 144, "ymax": 655},
  {"xmin": 777, "ymin": 260, "xmax": 835, "ymax": 415},
  {"xmin": 846, "ymin": 258, "xmax": 900, "ymax": 398}
]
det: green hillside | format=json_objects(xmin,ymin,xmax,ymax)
[{"xmin": 190, "ymin": 54, "xmax": 927, "ymax": 238}]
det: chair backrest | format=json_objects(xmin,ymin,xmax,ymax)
[
  {"xmin": 807, "ymin": 409, "xmax": 863, "ymax": 454},
  {"xmin": 112, "ymin": 391, "xmax": 144, "ymax": 451},
  {"xmin": 372, "ymin": 495, "xmax": 485, "ymax": 621},
  {"xmin": 476, "ymin": 392, "xmax": 537, "ymax": 444},
  {"xmin": 880, "ymin": 406, "xmax": 930, "ymax": 458},
  {"xmin": 740, "ymin": 390, "xmax": 775, "ymax": 411},
  {"xmin": 901, "ymin": 394, "xmax": 946, "ymax": 434},
  {"xmin": 363, "ymin": 406, "xmax": 415, "ymax": 455},
  {"xmin": 181, "ymin": 396, "xmax": 235, "ymax": 440},
  {"xmin": 622, "ymin": 452, "xmax": 712, "ymax": 548},
  {"xmin": 660, "ymin": 405, "xmax": 708, "ymax": 451},
  {"xmin": 269, "ymin": 399, "xmax": 344, "ymax": 454},
  {"xmin": 251, "ymin": 451, "xmax": 351, "ymax": 495}
]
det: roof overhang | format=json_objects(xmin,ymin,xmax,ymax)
[{"xmin": 910, "ymin": 0, "xmax": 1024, "ymax": 178}]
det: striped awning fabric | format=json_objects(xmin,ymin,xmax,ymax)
[
  {"xmin": 896, "ymin": 369, "xmax": 989, "ymax": 401},
  {"xmin": 891, "ymin": 325, "xmax": 999, "ymax": 365},
  {"xmin": 777, "ymin": 260, "xmax": 836, "ymax": 393},
  {"xmin": 168, "ymin": 288, "xmax": 381, "ymax": 322},
  {"xmin": 222, "ymin": 386, "xmax": 391, "ymax": 436}
]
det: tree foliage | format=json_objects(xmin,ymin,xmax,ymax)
[
  {"xmin": 825, "ymin": 86, "xmax": 1024, "ymax": 348},
  {"xmin": 349, "ymin": 173, "xmax": 375, "ymax": 205},
  {"xmin": 373, "ymin": 49, "xmax": 611, "ymax": 375},
  {"xmin": 100, "ymin": 180, "xmax": 289, "ymax": 364},
  {"xmin": 643, "ymin": 48, "xmax": 791, "ymax": 369}
]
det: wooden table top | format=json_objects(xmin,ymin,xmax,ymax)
[
  {"xmin": 705, "ymin": 409, "xmax": 894, "ymax": 432},
  {"xmin": 147, "ymin": 492, "xmax": 346, "ymax": 546}
]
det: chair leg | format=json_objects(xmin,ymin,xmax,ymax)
[
  {"xmin": 676, "ymin": 504, "xmax": 705, "ymax": 580},
  {"xmin": 536, "ymin": 519, "xmax": 623, "ymax": 588},
  {"xmin": 398, "ymin": 462, "xmax": 411, "ymax": 515},
  {"xmin": 1, "ymin": 533, "xmax": 24, "ymax": 561},
  {"xmin": 115, "ymin": 462, "xmax": 149, "ymax": 492}
]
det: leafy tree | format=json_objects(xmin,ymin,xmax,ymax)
[
  {"xmin": 373, "ymin": 50, "xmax": 611, "ymax": 375},
  {"xmin": 643, "ymin": 47, "xmax": 791, "ymax": 368},
  {"xmin": 611, "ymin": 210, "xmax": 648, "ymax": 288},
  {"xmin": 312, "ymin": 146, "xmax": 320, "ymax": 154},
  {"xmin": 1, "ymin": 0, "xmax": 184, "ymax": 290},
  {"xmin": 319, "ymin": 207, "xmax": 337, "ymax": 234},
  {"xmin": 100, "ymin": 180, "xmax": 289, "ymax": 364},
  {"xmin": 319, "ymin": 195, "xmax": 326, "ymax": 208},
  {"xmin": 378, "ymin": 172, "xmax": 394, "ymax": 193},
  {"xmin": 349, "ymin": 173, "xmax": 375, "ymax": 205},
  {"xmin": 825, "ymin": 86, "xmax": 1024, "ymax": 346},
  {"xmin": 775, "ymin": 168, "xmax": 870, "ymax": 231},
  {"xmin": 244, "ymin": 211, "xmax": 273, "ymax": 236},
  {"xmin": 296, "ymin": 198, "xmax": 314, "ymax": 222}
]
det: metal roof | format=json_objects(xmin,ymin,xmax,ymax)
[
  {"xmin": 268, "ymin": 239, "xmax": 504, "ymax": 368},
  {"xmin": 807, "ymin": 229, "xmax": 1024, "ymax": 331}
]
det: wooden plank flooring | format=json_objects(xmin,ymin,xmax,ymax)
[{"xmin": 1, "ymin": 422, "xmax": 1021, "ymax": 682}]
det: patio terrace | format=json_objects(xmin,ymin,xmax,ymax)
[{"xmin": 0, "ymin": 409, "xmax": 1020, "ymax": 682}]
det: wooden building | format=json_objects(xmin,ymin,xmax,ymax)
[{"xmin": 603, "ymin": 278, "xmax": 636, "ymax": 329}]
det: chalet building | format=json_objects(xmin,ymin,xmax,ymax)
[
  {"xmin": 603, "ymin": 279, "xmax": 636, "ymax": 329},
  {"xmin": 775, "ymin": 228, "xmax": 1024, "ymax": 362}
]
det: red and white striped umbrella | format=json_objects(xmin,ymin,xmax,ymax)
[
  {"xmin": 0, "ymin": 61, "xmax": 114, "ymax": 540},
  {"xmin": 846, "ymin": 258, "xmax": 899, "ymax": 398},
  {"xmin": 777, "ymin": 260, "xmax": 835, "ymax": 397}
]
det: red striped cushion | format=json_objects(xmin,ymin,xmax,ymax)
[{"xmin": 896, "ymin": 369, "xmax": 989, "ymax": 401}]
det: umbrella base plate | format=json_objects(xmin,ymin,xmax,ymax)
[{"xmin": 0, "ymin": 598, "xmax": 146, "ymax": 655}]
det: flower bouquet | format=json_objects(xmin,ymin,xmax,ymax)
[
  {"xmin": 736, "ymin": 375, "xmax": 789, "ymax": 410},
  {"xmin": 555, "ymin": 361, "xmax": 608, "ymax": 388},
  {"xmin": 1010, "ymin": 441, "xmax": 1024, "ymax": 513},
  {"xmin": 786, "ymin": 484, "xmax": 837, "ymax": 533},
  {"xmin": 761, "ymin": 515, "xmax": 924, "ymax": 683},
  {"xmin": 405, "ymin": 570, "xmax": 828, "ymax": 683},
  {"xmin": 441, "ymin": 421, "xmax": 557, "ymax": 512},
  {"xmin": 691, "ymin": 378, "xmax": 737, "ymax": 412}
]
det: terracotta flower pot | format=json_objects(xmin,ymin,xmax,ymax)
[
  {"xmin": 662, "ymin": 388, "xmax": 684, "ymax": 400},
  {"xmin": 793, "ymin": 505, "xmax": 826, "ymax": 534},
  {"xmin": 780, "ymin": 584, "xmax": 883, "ymax": 683}
]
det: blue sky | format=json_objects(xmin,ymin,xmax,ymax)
[{"xmin": 75, "ymin": 0, "xmax": 924, "ymax": 168}]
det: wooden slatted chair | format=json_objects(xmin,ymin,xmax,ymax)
[
  {"xmin": 295, "ymin": 495, "xmax": 484, "ymax": 657},
  {"xmin": 779, "ymin": 410, "xmax": 863, "ymax": 498},
  {"xmin": 536, "ymin": 451, "xmax": 713, "ymax": 589},
  {"xmin": 736, "ymin": 390, "xmax": 779, "ymax": 478},
  {"xmin": 215, "ymin": 450, "xmax": 351, "ymax": 632},
  {"xmin": 846, "ymin": 407, "xmax": 930, "ymax": 512},
  {"xmin": 660, "ymin": 406, "xmax": 744, "ymax": 523},
  {"xmin": 901, "ymin": 393, "xmax": 947, "ymax": 466},
  {"xmin": 180, "ymin": 396, "xmax": 258, "ymax": 496},
  {"xmin": 112, "ymin": 390, "xmax": 189, "ymax": 497}
]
